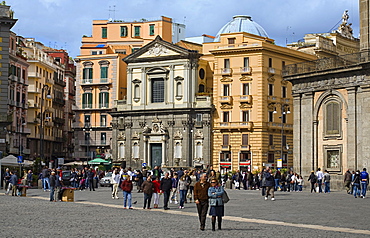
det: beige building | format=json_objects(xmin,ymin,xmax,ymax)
[
  {"xmin": 74, "ymin": 16, "xmax": 185, "ymax": 162},
  {"xmin": 203, "ymin": 16, "xmax": 316, "ymax": 173}
]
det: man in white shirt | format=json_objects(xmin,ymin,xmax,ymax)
[
  {"xmin": 316, "ymin": 168, "xmax": 324, "ymax": 193},
  {"xmin": 111, "ymin": 168, "xmax": 121, "ymax": 199}
]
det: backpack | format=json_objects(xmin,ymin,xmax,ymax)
[{"xmin": 311, "ymin": 175, "xmax": 317, "ymax": 183}]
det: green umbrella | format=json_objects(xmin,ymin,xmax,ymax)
[{"xmin": 88, "ymin": 158, "xmax": 110, "ymax": 165}]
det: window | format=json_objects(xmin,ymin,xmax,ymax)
[
  {"xmin": 84, "ymin": 115, "xmax": 91, "ymax": 127},
  {"xmin": 243, "ymin": 57, "xmax": 249, "ymax": 68},
  {"xmin": 282, "ymin": 113, "xmax": 287, "ymax": 123},
  {"xmin": 132, "ymin": 47, "xmax": 140, "ymax": 53},
  {"xmin": 228, "ymin": 38, "xmax": 235, "ymax": 45},
  {"xmin": 119, "ymin": 143, "xmax": 125, "ymax": 159},
  {"xmin": 196, "ymin": 114, "xmax": 202, "ymax": 122},
  {"xmin": 240, "ymin": 152, "xmax": 251, "ymax": 162},
  {"xmin": 99, "ymin": 92, "xmax": 109, "ymax": 108},
  {"xmin": 134, "ymin": 85, "xmax": 140, "ymax": 101},
  {"xmin": 176, "ymin": 82, "xmax": 182, "ymax": 98},
  {"xmin": 282, "ymin": 86, "xmax": 287, "ymax": 98},
  {"xmin": 282, "ymin": 135, "xmax": 287, "ymax": 147},
  {"xmin": 326, "ymin": 102, "xmax": 340, "ymax": 135},
  {"xmin": 82, "ymin": 93, "xmax": 93, "ymax": 109},
  {"xmin": 268, "ymin": 153, "xmax": 274, "ymax": 163},
  {"xmin": 220, "ymin": 151, "xmax": 231, "ymax": 162},
  {"xmin": 100, "ymin": 66, "xmax": 108, "ymax": 80},
  {"xmin": 223, "ymin": 111, "xmax": 229, "ymax": 122},
  {"xmin": 100, "ymin": 115, "xmax": 107, "ymax": 127},
  {"xmin": 242, "ymin": 111, "xmax": 249, "ymax": 122},
  {"xmin": 242, "ymin": 134, "xmax": 248, "ymax": 145},
  {"xmin": 134, "ymin": 26, "xmax": 141, "ymax": 37},
  {"xmin": 174, "ymin": 142, "xmax": 182, "ymax": 159},
  {"xmin": 268, "ymin": 84, "xmax": 274, "ymax": 96},
  {"xmin": 195, "ymin": 142, "xmax": 203, "ymax": 159},
  {"xmin": 83, "ymin": 68, "xmax": 93, "ymax": 81},
  {"xmin": 149, "ymin": 24, "xmax": 155, "ymax": 36},
  {"xmin": 101, "ymin": 133, "xmax": 106, "ymax": 145},
  {"xmin": 199, "ymin": 68, "xmax": 205, "ymax": 79},
  {"xmin": 223, "ymin": 84, "xmax": 230, "ymax": 96},
  {"xmin": 102, "ymin": 27, "xmax": 107, "ymax": 38},
  {"xmin": 282, "ymin": 61, "xmax": 286, "ymax": 68},
  {"xmin": 268, "ymin": 111, "xmax": 274, "ymax": 122},
  {"xmin": 151, "ymin": 78, "xmax": 164, "ymax": 103},
  {"xmin": 222, "ymin": 134, "xmax": 229, "ymax": 145},
  {"xmin": 120, "ymin": 26, "xmax": 128, "ymax": 37},
  {"xmin": 198, "ymin": 84, "xmax": 205, "ymax": 93},
  {"xmin": 133, "ymin": 142, "xmax": 139, "ymax": 159},
  {"xmin": 242, "ymin": 83, "xmax": 249, "ymax": 95},
  {"xmin": 268, "ymin": 58, "xmax": 272, "ymax": 68},
  {"xmin": 224, "ymin": 59, "xmax": 230, "ymax": 69},
  {"xmin": 269, "ymin": 134, "xmax": 273, "ymax": 145},
  {"xmin": 327, "ymin": 150, "xmax": 340, "ymax": 169}
]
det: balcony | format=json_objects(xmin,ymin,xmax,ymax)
[
  {"xmin": 44, "ymin": 121, "xmax": 54, "ymax": 127},
  {"xmin": 99, "ymin": 103, "xmax": 109, "ymax": 109},
  {"xmin": 78, "ymin": 140, "xmax": 109, "ymax": 146},
  {"xmin": 238, "ymin": 95, "xmax": 252, "ymax": 104},
  {"xmin": 221, "ymin": 68, "xmax": 232, "ymax": 76},
  {"xmin": 8, "ymin": 74, "xmax": 18, "ymax": 82},
  {"xmin": 240, "ymin": 67, "xmax": 252, "ymax": 75},
  {"xmin": 194, "ymin": 96, "xmax": 211, "ymax": 108},
  {"xmin": 219, "ymin": 96, "xmax": 232, "ymax": 104},
  {"xmin": 267, "ymin": 122, "xmax": 293, "ymax": 131},
  {"xmin": 81, "ymin": 78, "xmax": 112, "ymax": 85},
  {"xmin": 240, "ymin": 145, "xmax": 251, "ymax": 150},
  {"xmin": 215, "ymin": 121, "xmax": 254, "ymax": 130},
  {"xmin": 221, "ymin": 145, "xmax": 230, "ymax": 151},
  {"xmin": 82, "ymin": 104, "xmax": 93, "ymax": 109},
  {"xmin": 28, "ymin": 85, "xmax": 40, "ymax": 93},
  {"xmin": 46, "ymin": 77, "xmax": 54, "ymax": 84},
  {"xmin": 267, "ymin": 96, "xmax": 278, "ymax": 103},
  {"xmin": 28, "ymin": 72, "xmax": 41, "ymax": 78},
  {"xmin": 268, "ymin": 67, "xmax": 276, "ymax": 75}
]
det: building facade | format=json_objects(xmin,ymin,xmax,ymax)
[
  {"xmin": 110, "ymin": 36, "xmax": 212, "ymax": 169},
  {"xmin": 283, "ymin": 7, "xmax": 365, "ymax": 189},
  {"xmin": 74, "ymin": 16, "xmax": 185, "ymax": 163},
  {"xmin": 202, "ymin": 16, "xmax": 316, "ymax": 174}
]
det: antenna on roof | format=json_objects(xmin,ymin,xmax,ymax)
[
  {"xmin": 184, "ymin": 16, "xmax": 186, "ymax": 24},
  {"xmin": 109, "ymin": 5, "xmax": 116, "ymax": 21}
]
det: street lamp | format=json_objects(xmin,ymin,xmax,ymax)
[
  {"xmin": 83, "ymin": 127, "xmax": 92, "ymax": 164},
  {"xmin": 273, "ymin": 104, "xmax": 290, "ymax": 169},
  {"xmin": 40, "ymin": 85, "xmax": 51, "ymax": 166}
]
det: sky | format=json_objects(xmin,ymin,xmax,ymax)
[{"xmin": 7, "ymin": 0, "xmax": 359, "ymax": 58}]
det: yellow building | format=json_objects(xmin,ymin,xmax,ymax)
[
  {"xmin": 74, "ymin": 16, "xmax": 185, "ymax": 162},
  {"xmin": 203, "ymin": 16, "xmax": 316, "ymax": 173}
]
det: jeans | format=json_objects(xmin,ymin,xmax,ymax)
[
  {"xmin": 55, "ymin": 187, "xmax": 61, "ymax": 201},
  {"xmin": 179, "ymin": 189, "xmax": 187, "ymax": 207},
  {"xmin": 274, "ymin": 179, "xmax": 280, "ymax": 190},
  {"xmin": 42, "ymin": 177, "xmax": 50, "ymax": 190},
  {"xmin": 143, "ymin": 193, "xmax": 152, "ymax": 209},
  {"xmin": 266, "ymin": 186, "xmax": 275, "ymax": 198},
  {"xmin": 361, "ymin": 182, "xmax": 368, "ymax": 197},
  {"xmin": 49, "ymin": 186, "xmax": 55, "ymax": 201},
  {"xmin": 163, "ymin": 190, "xmax": 171, "ymax": 208},
  {"xmin": 123, "ymin": 191, "xmax": 132, "ymax": 208},
  {"xmin": 317, "ymin": 179, "xmax": 323, "ymax": 193},
  {"xmin": 353, "ymin": 183, "xmax": 361, "ymax": 197},
  {"xmin": 324, "ymin": 182, "xmax": 330, "ymax": 193},
  {"xmin": 196, "ymin": 201, "xmax": 209, "ymax": 229},
  {"xmin": 298, "ymin": 185, "xmax": 302, "ymax": 191}
]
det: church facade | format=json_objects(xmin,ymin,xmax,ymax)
[{"xmin": 110, "ymin": 36, "xmax": 213, "ymax": 170}]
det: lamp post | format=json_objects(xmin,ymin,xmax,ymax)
[
  {"xmin": 273, "ymin": 104, "xmax": 290, "ymax": 169},
  {"xmin": 83, "ymin": 127, "xmax": 92, "ymax": 165},
  {"xmin": 40, "ymin": 85, "xmax": 51, "ymax": 167}
]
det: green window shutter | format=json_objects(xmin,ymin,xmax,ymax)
[
  {"xmin": 88, "ymin": 93, "xmax": 92, "ymax": 105},
  {"xmin": 121, "ymin": 26, "xmax": 127, "ymax": 37},
  {"xmin": 82, "ymin": 93, "xmax": 86, "ymax": 107},
  {"xmin": 102, "ymin": 27, "xmax": 107, "ymax": 38},
  {"xmin": 99, "ymin": 92, "xmax": 102, "ymax": 105},
  {"xmin": 100, "ymin": 67, "xmax": 107, "ymax": 79},
  {"xmin": 105, "ymin": 92, "xmax": 109, "ymax": 106},
  {"xmin": 88, "ymin": 68, "xmax": 93, "ymax": 79},
  {"xmin": 134, "ymin": 26, "xmax": 140, "ymax": 37},
  {"xmin": 150, "ymin": 25, "xmax": 154, "ymax": 36}
]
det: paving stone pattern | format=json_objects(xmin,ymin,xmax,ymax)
[{"xmin": 1, "ymin": 187, "xmax": 369, "ymax": 237}]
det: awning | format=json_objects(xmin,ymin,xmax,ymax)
[{"xmin": 88, "ymin": 158, "xmax": 111, "ymax": 165}]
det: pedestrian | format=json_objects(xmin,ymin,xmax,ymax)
[
  {"xmin": 6, "ymin": 171, "xmax": 18, "ymax": 196},
  {"xmin": 344, "ymin": 169, "xmax": 352, "ymax": 194},
  {"xmin": 316, "ymin": 168, "xmax": 324, "ymax": 193},
  {"xmin": 324, "ymin": 170, "xmax": 331, "ymax": 193},
  {"xmin": 188, "ymin": 171, "xmax": 196, "ymax": 203},
  {"xmin": 111, "ymin": 168, "xmax": 120, "ymax": 199},
  {"xmin": 54, "ymin": 171, "xmax": 63, "ymax": 202},
  {"xmin": 120, "ymin": 175, "xmax": 133, "ymax": 209},
  {"xmin": 208, "ymin": 178, "xmax": 225, "ymax": 231},
  {"xmin": 41, "ymin": 166, "xmax": 50, "ymax": 191},
  {"xmin": 352, "ymin": 170, "xmax": 361, "ymax": 198},
  {"xmin": 141, "ymin": 175, "xmax": 154, "ymax": 209},
  {"xmin": 170, "ymin": 174, "xmax": 178, "ymax": 204},
  {"xmin": 264, "ymin": 167, "xmax": 275, "ymax": 201},
  {"xmin": 297, "ymin": 175, "xmax": 303, "ymax": 192},
  {"xmin": 261, "ymin": 169, "xmax": 267, "ymax": 196},
  {"xmin": 49, "ymin": 171, "xmax": 56, "ymax": 201},
  {"xmin": 4, "ymin": 168, "xmax": 11, "ymax": 191},
  {"xmin": 308, "ymin": 171, "xmax": 317, "ymax": 193},
  {"xmin": 87, "ymin": 168, "xmax": 95, "ymax": 191},
  {"xmin": 360, "ymin": 168, "xmax": 369, "ymax": 198},
  {"xmin": 135, "ymin": 170, "xmax": 144, "ymax": 193},
  {"xmin": 233, "ymin": 170, "xmax": 242, "ymax": 190},
  {"xmin": 194, "ymin": 173, "xmax": 210, "ymax": 231},
  {"xmin": 178, "ymin": 175, "xmax": 189, "ymax": 209},
  {"xmin": 274, "ymin": 170, "xmax": 281, "ymax": 191},
  {"xmin": 160, "ymin": 172, "xmax": 172, "ymax": 210},
  {"xmin": 26, "ymin": 170, "xmax": 33, "ymax": 187},
  {"xmin": 152, "ymin": 176, "xmax": 161, "ymax": 208}
]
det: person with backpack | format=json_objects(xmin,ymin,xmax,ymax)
[{"xmin": 308, "ymin": 171, "xmax": 317, "ymax": 193}]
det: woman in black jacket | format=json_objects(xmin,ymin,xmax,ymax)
[
  {"xmin": 352, "ymin": 170, "xmax": 361, "ymax": 198},
  {"xmin": 308, "ymin": 171, "xmax": 317, "ymax": 193}
]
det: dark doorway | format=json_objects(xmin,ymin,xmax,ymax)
[{"xmin": 150, "ymin": 143, "xmax": 162, "ymax": 168}]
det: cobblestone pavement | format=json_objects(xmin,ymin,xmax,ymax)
[{"xmin": 1, "ymin": 186, "xmax": 370, "ymax": 237}]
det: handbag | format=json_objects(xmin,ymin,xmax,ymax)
[{"xmin": 222, "ymin": 190, "xmax": 230, "ymax": 203}]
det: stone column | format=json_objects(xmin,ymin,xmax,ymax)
[
  {"xmin": 301, "ymin": 92, "xmax": 314, "ymax": 176},
  {"xmin": 126, "ymin": 67, "xmax": 133, "ymax": 106},
  {"xmin": 346, "ymin": 87, "xmax": 357, "ymax": 171},
  {"xmin": 111, "ymin": 117, "xmax": 118, "ymax": 162}
]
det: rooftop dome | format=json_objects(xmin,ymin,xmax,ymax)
[{"xmin": 214, "ymin": 15, "xmax": 269, "ymax": 42}]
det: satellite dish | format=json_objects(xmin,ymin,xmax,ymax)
[{"xmin": 108, "ymin": 18, "xmax": 113, "ymax": 22}]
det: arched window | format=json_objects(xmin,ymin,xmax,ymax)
[
  {"xmin": 174, "ymin": 142, "xmax": 182, "ymax": 159},
  {"xmin": 119, "ymin": 143, "xmax": 125, "ymax": 159},
  {"xmin": 133, "ymin": 142, "xmax": 139, "ymax": 159},
  {"xmin": 326, "ymin": 101, "xmax": 340, "ymax": 135}
]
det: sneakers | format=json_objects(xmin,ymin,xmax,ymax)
[
  {"xmin": 112, "ymin": 196, "xmax": 115, "ymax": 199},
  {"xmin": 271, "ymin": 198, "xmax": 275, "ymax": 201},
  {"xmin": 174, "ymin": 201, "xmax": 178, "ymax": 204},
  {"xmin": 178, "ymin": 206, "xmax": 184, "ymax": 209},
  {"xmin": 264, "ymin": 197, "xmax": 268, "ymax": 201},
  {"xmin": 115, "ymin": 196, "xmax": 119, "ymax": 199},
  {"xmin": 170, "ymin": 200, "xmax": 173, "ymax": 204}
]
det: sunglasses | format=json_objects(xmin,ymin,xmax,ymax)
[{"xmin": 211, "ymin": 181, "xmax": 217, "ymax": 183}]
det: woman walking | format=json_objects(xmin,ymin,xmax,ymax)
[
  {"xmin": 208, "ymin": 179, "xmax": 225, "ymax": 231},
  {"xmin": 152, "ymin": 176, "xmax": 161, "ymax": 208},
  {"xmin": 352, "ymin": 170, "xmax": 361, "ymax": 198},
  {"xmin": 308, "ymin": 171, "xmax": 317, "ymax": 193},
  {"xmin": 178, "ymin": 176, "xmax": 189, "ymax": 209},
  {"xmin": 141, "ymin": 175, "xmax": 154, "ymax": 209}
]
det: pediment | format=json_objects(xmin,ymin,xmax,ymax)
[{"xmin": 137, "ymin": 43, "xmax": 180, "ymax": 58}]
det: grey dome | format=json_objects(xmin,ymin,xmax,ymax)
[{"xmin": 214, "ymin": 15, "xmax": 269, "ymax": 42}]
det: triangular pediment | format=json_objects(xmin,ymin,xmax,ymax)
[{"xmin": 124, "ymin": 35, "xmax": 201, "ymax": 63}]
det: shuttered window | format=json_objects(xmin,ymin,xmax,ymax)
[
  {"xmin": 99, "ymin": 92, "xmax": 109, "ymax": 108},
  {"xmin": 82, "ymin": 93, "xmax": 93, "ymax": 109},
  {"xmin": 152, "ymin": 78, "xmax": 164, "ymax": 103},
  {"xmin": 242, "ymin": 134, "xmax": 248, "ymax": 145},
  {"xmin": 326, "ymin": 102, "xmax": 340, "ymax": 135},
  {"xmin": 223, "ymin": 134, "xmax": 229, "ymax": 145},
  {"xmin": 120, "ymin": 26, "xmax": 128, "ymax": 37},
  {"xmin": 100, "ymin": 66, "xmax": 108, "ymax": 79},
  {"xmin": 102, "ymin": 27, "xmax": 107, "ymax": 38},
  {"xmin": 83, "ymin": 68, "xmax": 93, "ymax": 80}
]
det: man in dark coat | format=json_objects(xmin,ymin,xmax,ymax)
[
  {"xmin": 263, "ymin": 167, "xmax": 275, "ymax": 201},
  {"xmin": 160, "ymin": 172, "xmax": 172, "ymax": 210}
]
